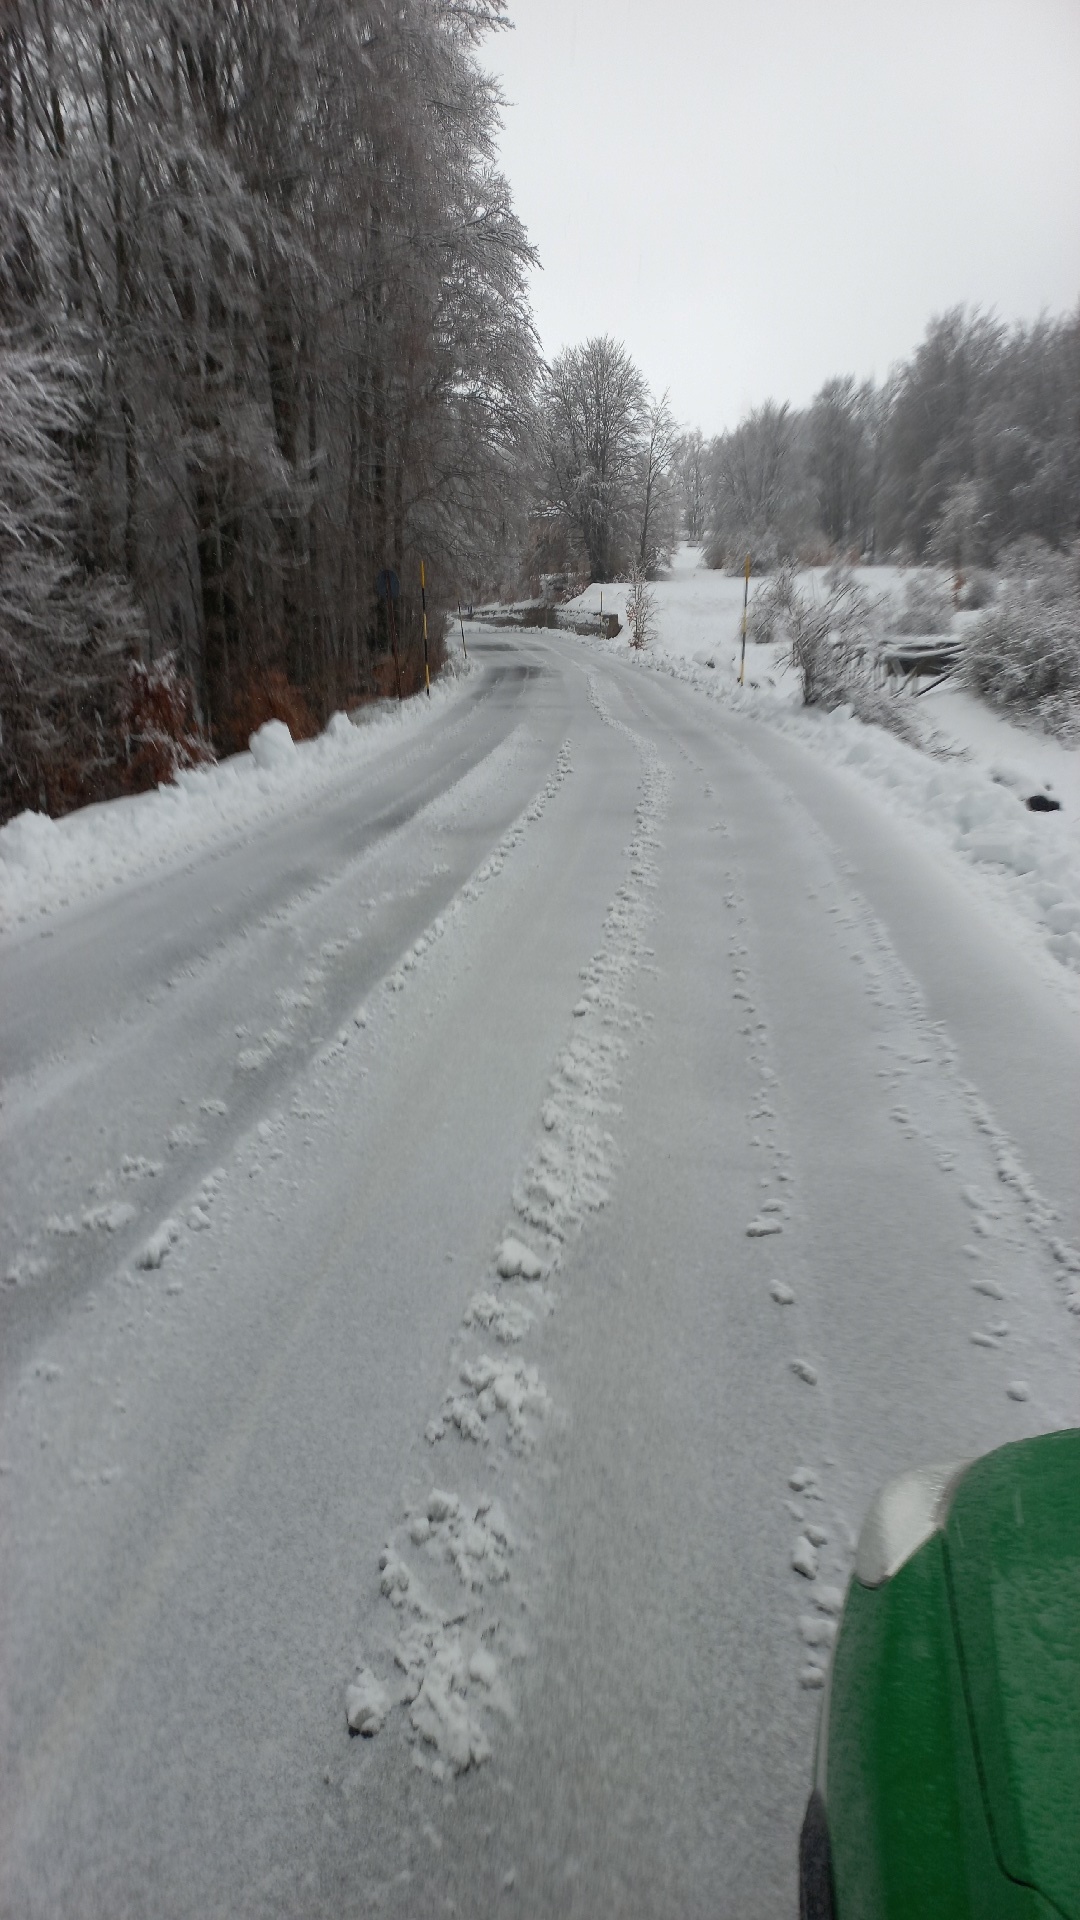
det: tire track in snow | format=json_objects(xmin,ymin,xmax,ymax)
[
  {"xmin": 708, "ymin": 806, "xmax": 847, "ymax": 1691},
  {"xmin": 606, "ymin": 665, "xmax": 1080, "ymax": 1696},
  {"xmin": 344, "ymin": 675, "xmax": 671, "ymax": 1779},
  {"xmin": 603, "ymin": 677, "xmax": 851, "ymax": 1691},
  {"xmin": 741, "ymin": 839, "xmax": 1080, "ymax": 1689},
  {"xmin": 3, "ymin": 736, "xmax": 572, "ymax": 1324},
  {"xmin": 0, "ymin": 727, "xmax": 583, "ymax": 1830}
]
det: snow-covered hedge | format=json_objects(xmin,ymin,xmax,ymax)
[
  {"xmin": 965, "ymin": 544, "xmax": 1080, "ymax": 734},
  {"xmin": 753, "ymin": 564, "xmax": 918, "ymax": 743}
]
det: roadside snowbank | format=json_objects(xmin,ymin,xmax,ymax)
[{"xmin": 0, "ymin": 669, "xmax": 469, "ymax": 930}]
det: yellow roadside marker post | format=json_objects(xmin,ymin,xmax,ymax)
[
  {"xmin": 420, "ymin": 559, "xmax": 431, "ymax": 697},
  {"xmin": 738, "ymin": 551, "xmax": 751, "ymax": 685}
]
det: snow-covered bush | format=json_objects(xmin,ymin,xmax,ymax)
[
  {"xmin": 964, "ymin": 543, "xmax": 1080, "ymax": 734},
  {"xmin": 886, "ymin": 572, "xmax": 954, "ymax": 635},
  {"xmin": 625, "ymin": 566, "xmax": 657, "ymax": 649},
  {"xmin": 759, "ymin": 565, "xmax": 918, "ymax": 742},
  {"xmin": 958, "ymin": 568, "xmax": 995, "ymax": 610},
  {"xmin": 705, "ymin": 527, "xmax": 782, "ymax": 576}
]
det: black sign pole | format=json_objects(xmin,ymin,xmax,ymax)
[
  {"xmin": 385, "ymin": 580, "xmax": 402, "ymax": 702},
  {"xmin": 420, "ymin": 560, "xmax": 431, "ymax": 698}
]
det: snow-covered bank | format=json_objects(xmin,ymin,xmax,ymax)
[
  {"xmin": 0, "ymin": 666, "xmax": 470, "ymax": 931},
  {"xmin": 568, "ymin": 549, "xmax": 1080, "ymax": 979}
]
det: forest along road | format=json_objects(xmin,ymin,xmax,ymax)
[{"xmin": 2, "ymin": 631, "xmax": 1078, "ymax": 1919}]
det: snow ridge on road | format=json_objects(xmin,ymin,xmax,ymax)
[{"xmin": 347, "ymin": 676, "xmax": 671, "ymax": 1778}]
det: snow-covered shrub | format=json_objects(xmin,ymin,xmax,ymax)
[
  {"xmin": 964, "ymin": 543, "xmax": 1080, "ymax": 734},
  {"xmin": 625, "ymin": 566, "xmax": 657, "ymax": 649},
  {"xmin": 887, "ymin": 572, "xmax": 954, "ymax": 635},
  {"xmin": 761, "ymin": 565, "xmax": 918, "ymax": 742},
  {"xmin": 705, "ymin": 527, "xmax": 782, "ymax": 576},
  {"xmin": 795, "ymin": 531, "xmax": 838, "ymax": 567},
  {"xmin": 958, "ymin": 568, "xmax": 995, "ymax": 610}
]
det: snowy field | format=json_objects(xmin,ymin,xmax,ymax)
[{"xmin": 2, "ymin": 619, "xmax": 1078, "ymax": 1917}]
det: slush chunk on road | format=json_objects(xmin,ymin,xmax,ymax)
[
  {"xmin": 468, "ymin": 1647, "xmax": 500, "ymax": 1689},
  {"xmin": 495, "ymin": 1235, "xmax": 543, "ymax": 1280},
  {"xmin": 792, "ymin": 1536, "xmax": 819, "ymax": 1579},
  {"xmin": 409, "ymin": 1644, "xmax": 491, "ymax": 1774},
  {"xmin": 799, "ymin": 1615, "xmax": 837, "ymax": 1649},
  {"xmin": 465, "ymin": 1291, "xmax": 534, "ymax": 1344},
  {"xmin": 813, "ymin": 1587, "xmax": 845, "ymax": 1616},
  {"xmin": 770, "ymin": 1281, "xmax": 795, "ymax": 1304},
  {"xmin": 136, "ymin": 1217, "xmax": 182, "ymax": 1268},
  {"xmin": 346, "ymin": 1670, "xmax": 390, "ymax": 1736},
  {"xmin": 82, "ymin": 1200, "xmax": 137, "ymax": 1232},
  {"xmin": 747, "ymin": 1218, "xmax": 783, "ymax": 1237},
  {"xmin": 972, "ymin": 1275, "xmax": 1005, "ymax": 1298},
  {"xmin": 1006, "ymin": 1380, "xmax": 1030, "ymax": 1402},
  {"xmin": 790, "ymin": 1359, "xmax": 818, "ymax": 1385}
]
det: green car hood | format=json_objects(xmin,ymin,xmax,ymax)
[{"xmin": 945, "ymin": 1430, "xmax": 1080, "ymax": 1919}]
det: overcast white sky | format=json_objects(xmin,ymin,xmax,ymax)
[{"xmin": 482, "ymin": 0, "xmax": 1080, "ymax": 435}]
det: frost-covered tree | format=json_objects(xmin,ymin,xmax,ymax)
[
  {"xmin": 806, "ymin": 376, "xmax": 881, "ymax": 554},
  {"xmin": 634, "ymin": 391, "xmax": 679, "ymax": 575},
  {"xmin": 0, "ymin": 0, "xmax": 539, "ymax": 819},
  {"xmin": 704, "ymin": 401, "xmax": 808, "ymax": 570},
  {"xmin": 878, "ymin": 308, "xmax": 1003, "ymax": 556},
  {"xmin": 673, "ymin": 428, "xmax": 708, "ymax": 542},
  {"xmin": 537, "ymin": 336, "xmax": 650, "ymax": 581},
  {"xmin": 0, "ymin": 339, "xmax": 146, "ymax": 818}
]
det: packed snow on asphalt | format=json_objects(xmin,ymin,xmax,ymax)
[{"xmin": 2, "ymin": 559, "xmax": 1078, "ymax": 1918}]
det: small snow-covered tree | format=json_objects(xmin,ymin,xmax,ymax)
[
  {"xmin": 624, "ymin": 565, "xmax": 656, "ymax": 649},
  {"xmin": 634, "ymin": 391, "xmax": 679, "ymax": 575},
  {"xmin": 965, "ymin": 542, "xmax": 1080, "ymax": 733}
]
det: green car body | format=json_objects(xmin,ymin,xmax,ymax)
[{"xmin": 801, "ymin": 1430, "xmax": 1080, "ymax": 1919}]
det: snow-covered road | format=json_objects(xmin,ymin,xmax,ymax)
[{"xmin": 2, "ymin": 632, "xmax": 1077, "ymax": 1917}]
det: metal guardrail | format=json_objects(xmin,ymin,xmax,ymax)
[{"xmin": 879, "ymin": 637, "xmax": 965, "ymax": 694}]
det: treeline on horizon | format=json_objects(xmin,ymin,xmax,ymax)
[
  {"xmin": 1, "ymin": 0, "xmax": 1077, "ymax": 827},
  {"xmin": 674, "ymin": 304, "xmax": 1080, "ymax": 580}
]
